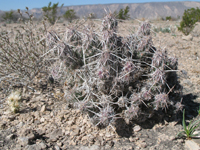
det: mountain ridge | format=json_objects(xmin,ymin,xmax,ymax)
[{"xmin": 1, "ymin": 1, "xmax": 200, "ymax": 20}]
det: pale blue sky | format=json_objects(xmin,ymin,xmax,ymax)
[{"xmin": 0, "ymin": 0, "xmax": 199, "ymax": 11}]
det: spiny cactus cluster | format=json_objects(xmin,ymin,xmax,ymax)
[
  {"xmin": 7, "ymin": 91, "xmax": 21, "ymax": 113},
  {"xmin": 46, "ymin": 13, "xmax": 182, "ymax": 127}
]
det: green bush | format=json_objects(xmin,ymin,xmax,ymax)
[
  {"xmin": 116, "ymin": 6, "xmax": 130, "ymax": 20},
  {"xmin": 153, "ymin": 26, "xmax": 171, "ymax": 33},
  {"xmin": 178, "ymin": 7, "xmax": 200, "ymax": 35},
  {"xmin": 2, "ymin": 11, "xmax": 14, "ymax": 23},
  {"xmin": 0, "ymin": 10, "xmax": 21, "ymax": 23},
  {"xmin": 63, "ymin": 9, "xmax": 78, "ymax": 22},
  {"xmin": 166, "ymin": 16, "xmax": 172, "ymax": 21},
  {"xmin": 42, "ymin": 2, "xmax": 64, "ymax": 25}
]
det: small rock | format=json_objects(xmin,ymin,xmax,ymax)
[
  {"xmin": 67, "ymin": 120, "xmax": 74, "ymax": 126},
  {"xmin": 182, "ymin": 34, "xmax": 193, "ymax": 41},
  {"xmin": 6, "ymin": 134, "xmax": 15, "ymax": 140},
  {"xmin": 25, "ymin": 142, "xmax": 46, "ymax": 150},
  {"xmin": 33, "ymin": 111, "xmax": 40, "ymax": 118},
  {"xmin": 40, "ymin": 105, "xmax": 46, "ymax": 112},
  {"xmin": 0, "ymin": 122, "xmax": 6, "ymax": 129},
  {"xmin": 164, "ymin": 120, "xmax": 169, "ymax": 125},
  {"xmin": 65, "ymin": 130, "xmax": 70, "ymax": 136},
  {"xmin": 136, "ymin": 140, "xmax": 147, "ymax": 148},
  {"xmin": 80, "ymin": 126, "xmax": 86, "ymax": 134},
  {"xmin": 48, "ymin": 129, "xmax": 63, "ymax": 141},
  {"xmin": 193, "ymin": 131, "xmax": 200, "ymax": 138},
  {"xmin": 108, "ymin": 141, "xmax": 114, "ymax": 147},
  {"xmin": 8, "ymin": 115, "xmax": 16, "ymax": 121},
  {"xmin": 88, "ymin": 135, "xmax": 95, "ymax": 144},
  {"xmin": 69, "ymin": 140, "xmax": 76, "ymax": 146},
  {"xmin": 182, "ymin": 79, "xmax": 193, "ymax": 87},
  {"xmin": 38, "ymin": 142, "xmax": 46, "ymax": 149},
  {"xmin": 40, "ymin": 117, "xmax": 45, "ymax": 122},
  {"xmin": 89, "ymin": 145, "xmax": 100, "ymax": 150},
  {"xmin": 70, "ymin": 127, "xmax": 80, "ymax": 137},
  {"xmin": 81, "ymin": 136, "xmax": 89, "ymax": 144},
  {"xmin": 105, "ymin": 144, "xmax": 111, "ymax": 150},
  {"xmin": 169, "ymin": 121, "xmax": 178, "ymax": 127},
  {"xmin": 80, "ymin": 145, "xmax": 100, "ymax": 150},
  {"xmin": 11, "ymin": 128, "xmax": 16, "ymax": 132},
  {"xmin": 48, "ymin": 100, "xmax": 54, "ymax": 105},
  {"xmin": 129, "ymin": 137, "xmax": 137, "ymax": 142},
  {"xmin": 105, "ymin": 132, "xmax": 115, "ymax": 139},
  {"xmin": 27, "ymin": 133, "xmax": 35, "ymax": 140},
  {"xmin": 36, "ymin": 129, "xmax": 45, "ymax": 136},
  {"xmin": 57, "ymin": 142, "xmax": 63, "ymax": 147},
  {"xmin": 80, "ymin": 146, "xmax": 90, "ymax": 150},
  {"xmin": 54, "ymin": 145, "xmax": 60, "ymax": 150},
  {"xmin": 133, "ymin": 125, "xmax": 142, "ymax": 132},
  {"xmin": 185, "ymin": 140, "xmax": 200, "ymax": 150},
  {"xmin": 18, "ymin": 137, "xmax": 29, "ymax": 146},
  {"xmin": 34, "ymin": 91, "xmax": 41, "ymax": 96},
  {"xmin": 177, "ymin": 139, "xmax": 184, "ymax": 143},
  {"xmin": 62, "ymin": 144, "xmax": 69, "ymax": 149},
  {"xmin": 94, "ymin": 140, "xmax": 101, "ymax": 146}
]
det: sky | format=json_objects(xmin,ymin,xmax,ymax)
[{"xmin": 0, "ymin": 0, "xmax": 199, "ymax": 11}]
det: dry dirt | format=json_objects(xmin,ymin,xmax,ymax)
[{"xmin": 0, "ymin": 20, "xmax": 200, "ymax": 150}]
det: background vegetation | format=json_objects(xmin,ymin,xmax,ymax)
[{"xmin": 178, "ymin": 7, "xmax": 200, "ymax": 35}]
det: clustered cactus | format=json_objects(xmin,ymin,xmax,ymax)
[
  {"xmin": 43, "ymin": 12, "xmax": 182, "ymax": 127},
  {"xmin": 7, "ymin": 91, "xmax": 21, "ymax": 113}
]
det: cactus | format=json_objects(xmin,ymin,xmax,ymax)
[
  {"xmin": 45, "ymin": 12, "xmax": 182, "ymax": 127},
  {"xmin": 7, "ymin": 91, "xmax": 21, "ymax": 113}
]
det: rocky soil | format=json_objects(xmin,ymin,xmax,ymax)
[{"xmin": 0, "ymin": 20, "xmax": 200, "ymax": 150}]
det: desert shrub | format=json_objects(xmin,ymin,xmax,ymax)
[
  {"xmin": 63, "ymin": 9, "xmax": 79, "ymax": 23},
  {"xmin": 2, "ymin": 10, "xmax": 14, "ymax": 23},
  {"xmin": 42, "ymin": 2, "xmax": 64, "ymax": 25},
  {"xmin": 153, "ymin": 25, "xmax": 177, "ymax": 35},
  {"xmin": 166, "ymin": 16, "xmax": 172, "ymax": 21},
  {"xmin": 0, "ymin": 8, "xmax": 53, "ymax": 94},
  {"xmin": 63, "ymin": 9, "xmax": 78, "ymax": 22},
  {"xmin": 153, "ymin": 26, "xmax": 171, "ymax": 33},
  {"xmin": 0, "ymin": 10, "xmax": 21, "ymax": 23},
  {"xmin": 45, "ymin": 12, "xmax": 182, "ymax": 127},
  {"xmin": 178, "ymin": 7, "xmax": 200, "ymax": 35},
  {"xmin": 116, "ymin": 6, "xmax": 130, "ymax": 20}
]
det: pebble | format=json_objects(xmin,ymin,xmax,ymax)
[
  {"xmin": 5, "ymin": 134, "xmax": 15, "ymax": 140},
  {"xmin": 70, "ymin": 127, "xmax": 80, "ymax": 136},
  {"xmin": 182, "ymin": 34, "xmax": 193, "ymax": 41},
  {"xmin": 40, "ymin": 117, "xmax": 45, "ymax": 122},
  {"xmin": 54, "ymin": 145, "xmax": 60, "ymax": 150},
  {"xmin": 185, "ymin": 140, "xmax": 200, "ymax": 150},
  {"xmin": 40, "ymin": 105, "xmax": 46, "ymax": 112},
  {"xmin": 133, "ymin": 125, "xmax": 142, "ymax": 132},
  {"xmin": 18, "ymin": 137, "xmax": 29, "ymax": 146},
  {"xmin": 17, "ymin": 122, "xmax": 24, "ymax": 128},
  {"xmin": 136, "ymin": 140, "xmax": 147, "ymax": 148},
  {"xmin": 48, "ymin": 129, "xmax": 63, "ymax": 141}
]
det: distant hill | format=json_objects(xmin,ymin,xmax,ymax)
[{"xmin": 1, "ymin": 1, "xmax": 200, "ymax": 20}]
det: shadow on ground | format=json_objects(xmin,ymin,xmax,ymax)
[{"xmin": 114, "ymin": 93, "xmax": 199, "ymax": 138}]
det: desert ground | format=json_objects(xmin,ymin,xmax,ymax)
[{"xmin": 0, "ymin": 19, "xmax": 200, "ymax": 150}]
